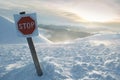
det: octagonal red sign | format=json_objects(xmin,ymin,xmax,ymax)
[{"xmin": 17, "ymin": 16, "xmax": 36, "ymax": 35}]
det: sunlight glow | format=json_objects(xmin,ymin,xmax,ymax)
[
  {"xmin": 74, "ymin": 12, "xmax": 116, "ymax": 23},
  {"xmin": 81, "ymin": 15, "xmax": 114, "ymax": 22},
  {"xmin": 90, "ymin": 40, "xmax": 112, "ymax": 46},
  {"xmin": 52, "ymin": 41, "xmax": 72, "ymax": 44}
]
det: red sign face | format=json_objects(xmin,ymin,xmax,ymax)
[{"xmin": 17, "ymin": 16, "xmax": 36, "ymax": 35}]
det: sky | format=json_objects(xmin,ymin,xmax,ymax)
[{"xmin": 0, "ymin": 0, "xmax": 120, "ymax": 32}]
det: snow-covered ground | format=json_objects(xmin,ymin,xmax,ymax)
[
  {"xmin": 0, "ymin": 16, "xmax": 120, "ymax": 80},
  {"xmin": 0, "ymin": 33, "xmax": 120, "ymax": 80}
]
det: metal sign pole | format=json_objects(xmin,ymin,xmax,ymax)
[
  {"xmin": 20, "ymin": 12, "xmax": 43, "ymax": 76},
  {"xmin": 26, "ymin": 37, "xmax": 43, "ymax": 76}
]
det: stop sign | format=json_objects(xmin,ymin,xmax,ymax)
[
  {"xmin": 17, "ymin": 16, "xmax": 36, "ymax": 35},
  {"xmin": 14, "ymin": 13, "xmax": 38, "ymax": 37}
]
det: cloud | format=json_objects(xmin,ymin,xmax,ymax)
[
  {"xmin": 58, "ymin": 11, "xmax": 86, "ymax": 22},
  {"xmin": 0, "ymin": 0, "xmax": 29, "ymax": 9},
  {"xmin": 0, "ymin": 0, "xmax": 84, "ymax": 25},
  {"xmin": 0, "ymin": 0, "xmax": 120, "ymax": 27}
]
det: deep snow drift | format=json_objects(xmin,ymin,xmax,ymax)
[{"xmin": 0, "ymin": 33, "xmax": 120, "ymax": 80}]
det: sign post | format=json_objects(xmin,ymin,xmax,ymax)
[
  {"xmin": 26, "ymin": 37, "xmax": 43, "ymax": 76},
  {"xmin": 14, "ymin": 12, "xmax": 43, "ymax": 76}
]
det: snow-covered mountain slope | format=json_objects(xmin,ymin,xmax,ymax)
[
  {"xmin": 0, "ymin": 16, "xmax": 50, "ymax": 44},
  {"xmin": 0, "ymin": 33, "xmax": 120, "ymax": 80}
]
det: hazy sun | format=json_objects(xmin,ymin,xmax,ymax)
[
  {"xmin": 80, "ymin": 14, "xmax": 114, "ymax": 23},
  {"xmin": 83, "ymin": 16, "xmax": 109, "ymax": 22}
]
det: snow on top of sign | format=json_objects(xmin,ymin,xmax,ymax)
[{"xmin": 0, "ymin": 16, "xmax": 50, "ymax": 44}]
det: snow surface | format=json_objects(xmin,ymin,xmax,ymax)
[
  {"xmin": 0, "ymin": 33, "xmax": 120, "ymax": 80},
  {"xmin": 0, "ymin": 16, "xmax": 120, "ymax": 80}
]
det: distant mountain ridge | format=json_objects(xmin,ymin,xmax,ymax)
[{"xmin": 38, "ymin": 24, "xmax": 92, "ymax": 42}]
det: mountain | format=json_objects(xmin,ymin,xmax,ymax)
[
  {"xmin": 0, "ymin": 16, "xmax": 120, "ymax": 80},
  {"xmin": 38, "ymin": 24, "xmax": 91, "ymax": 42},
  {"xmin": 0, "ymin": 16, "xmax": 50, "ymax": 44}
]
